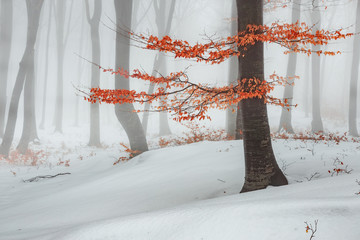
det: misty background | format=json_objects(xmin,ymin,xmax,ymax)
[{"xmin": 0, "ymin": 0, "xmax": 358, "ymax": 149}]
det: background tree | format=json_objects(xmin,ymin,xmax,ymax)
[
  {"xmin": 39, "ymin": 0, "xmax": 54, "ymax": 130},
  {"xmin": 85, "ymin": 0, "xmax": 102, "ymax": 146},
  {"xmin": 113, "ymin": 0, "xmax": 148, "ymax": 153},
  {"xmin": 310, "ymin": 0, "xmax": 324, "ymax": 133},
  {"xmin": 0, "ymin": 0, "xmax": 44, "ymax": 156},
  {"xmin": 348, "ymin": 0, "xmax": 360, "ymax": 136},
  {"xmin": 53, "ymin": 0, "xmax": 74, "ymax": 133},
  {"xmin": 141, "ymin": 0, "xmax": 176, "ymax": 136},
  {"xmin": 278, "ymin": 0, "xmax": 301, "ymax": 133},
  {"xmin": 226, "ymin": 0, "xmax": 238, "ymax": 138},
  {"xmin": 0, "ymin": 0, "xmax": 13, "ymax": 138}
]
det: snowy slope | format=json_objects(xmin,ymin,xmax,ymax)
[{"xmin": 0, "ymin": 137, "xmax": 359, "ymax": 240}]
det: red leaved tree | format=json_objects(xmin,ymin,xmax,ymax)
[{"xmin": 84, "ymin": 0, "xmax": 352, "ymax": 192}]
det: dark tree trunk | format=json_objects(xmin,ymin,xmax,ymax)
[
  {"xmin": 310, "ymin": 2, "xmax": 324, "ymax": 133},
  {"xmin": 39, "ymin": 0, "xmax": 53, "ymax": 130},
  {"xmin": 227, "ymin": 0, "xmax": 238, "ymax": 138},
  {"xmin": 0, "ymin": 0, "xmax": 44, "ymax": 157},
  {"xmin": 235, "ymin": 104, "xmax": 242, "ymax": 139},
  {"xmin": 114, "ymin": 0, "xmax": 148, "ymax": 153},
  {"xmin": 86, "ymin": 0, "xmax": 102, "ymax": 146},
  {"xmin": 349, "ymin": 1, "xmax": 360, "ymax": 136},
  {"xmin": 278, "ymin": 0, "xmax": 301, "ymax": 134},
  {"xmin": 0, "ymin": 0, "xmax": 13, "ymax": 138},
  {"xmin": 237, "ymin": 0, "xmax": 288, "ymax": 193}
]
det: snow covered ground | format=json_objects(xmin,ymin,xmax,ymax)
[{"xmin": 1, "ymin": 111, "xmax": 360, "ymax": 240}]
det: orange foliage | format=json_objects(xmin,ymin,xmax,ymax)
[
  {"xmin": 0, "ymin": 149, "xmax": 50, "ymax": 166},
  {"xmin": 327, "ymin": 158, "xmax": 352, "ymax": 176},
  {"xmin": 157, "ymin": 123, "xmax": 233, "ymax": 148},
  {"xmin": 113, "ymin": 143, "xmax": 141, "ymax": 165},
  {"xmin": 130, "ymin": 22, "xmax": 351, "ymax": 63},
  {"xmin": 83, "ymin": 22, "xmax": 352, "ymax": 121},
  {"xmin": 271, "ymin": 131, "xmax": 360, "ymax": 145}
]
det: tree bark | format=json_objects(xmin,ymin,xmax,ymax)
[
  {"xmin": 348, "ymin": 0, "xmax": 360, "ymax": 136},
  {"xmin": 0, "ymin": 0, "xmax": 13, "ymax": 137},
  {"xmin": 278, "ymin": 0, "xmax": 301, "ymax": 134},
  {"xmin": 310, "ymin": 2, "xmax": 324, "ymax": 133},
  {"xmin": 0, "ymin": 0, "xmax": 44, "ymax": 156},
  {"xmin": 85, "ymin": 0, "xmax": 102, "ymax": 146},
  {"xmin": 237, "ymin": 0, "xmax": 288, "ymax": 193},
  {"xmin": 114, "ymin": 0, "xmax": 148, "ymax": 153}
]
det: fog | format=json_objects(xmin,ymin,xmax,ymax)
[{"xmin": 0, "ymin": 0, "xmax": 358, "ymax": 151}]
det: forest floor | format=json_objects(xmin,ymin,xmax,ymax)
[{"xmin": 0, "ymin": 110, "xmax": 359, "ymax": 240}]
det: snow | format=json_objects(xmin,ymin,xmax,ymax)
[
  {"xmin": 1, "ymin": 114, "xmax": 360, "ymax": 240},
  {"xmin": 0, "ymin": 111, "xmax": 360, "ymax": 240}
]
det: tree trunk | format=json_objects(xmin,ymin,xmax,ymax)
[
  {"xmin": 310, "ymin": 3, "xmax": 324, "ymax": 133},
  {"xmin": 278, "ymin": 0, "xmax": 301, "ymax": 134},
  {"xmin": 303, "ymin": 57, "xmax": 310, "ymax": 117},
  {"xmin": 0, "ymin": 0, "xmax": 44, "ymax": 157},
  {"xmin": 158, "ymin": 62, "xmax": 172, "ymax": 136},
  {"xmin": 53, "ymin": 0, "xmax": 66, "ymax": 133},
  {"xmin": 17, "ymin": 56, "xmax": 36, "ymax": 153},
  {"xmin": 237, "ymin": 0, "xmax": 288, "ymax": 193},
  {"xmin": 86, "ymin": 0, "xmax": 102, "ymax": 146},
  {"xmin": 227, "ymin": 0, "xmax": 238, "ymax": 138},
  {"xmin": 74, "ymin": 2, "xmax": 87, "ymax": 127},
  {"xmin": 348, "ymin": 1, "xmax": 360, "ymax": 136},
  {"xmin": 39, "ymin": 0, "xmax": 53, "ymax": 130},
  {"xmin": 114, "ymin": 0, "xmax": 148, "ymax": 153},
  {"xmin": 141, "ymin": 0, "xmax": 176, "ymax": 136},
  {"xmin": 0, "ymin": 0, "xmax": 13, "ymax": 138},
  {"xmin": 235, "ymin": 104, "xmax": 243, "ymax": 139},
  {"xmin": 141, "ymin": 54, "xmax": 162, "ymax": 134}
]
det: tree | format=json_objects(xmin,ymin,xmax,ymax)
[
  {"xmin": 84, "ymin": 2, "xmax": 351, "ymax": 191},
  {"xmin": 54, "ymin": 0, "xmax": 74, "ymax": 133},
  {"xmin": 39, "ymin": 0, "xmax": 54, "ymax": 130},
  {"xmin": 0, "ymin": 0, "xmax": 13, "ymax": 137},
  {"xmin": 278, "ymin": 0, "xmax": 301, "ymax": 134},
  {"xmin": 310, "ymin": 0, "xmax": 324, "ymax": 133},
  {"xmin": 349, "ymin": 0, "xmax": 360, "ymax": 136},
  {"xmin": 226, "ymin": 0, "xmax": 238, "ymax": 138},
  {"xmin": 141, "ymin": 0, "xmax": 176, "ymax": 136},
  {"xmin": 237, "ymin": 0, "xmax": 288, "ymax": 192},
  {"xmin": 85, "ymin": 0, "xmax": 102, "ymax": 146},
  {"xmin": 0, "ymin": 0, "xmax": 44, "ymax": 157},
  {"xmin": 113, "ymin": 0, "xmax": 148, "ymax": 153}
]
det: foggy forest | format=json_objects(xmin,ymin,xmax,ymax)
[{"xmin": 0, "ymin": 0, "xmax": 359, "ymax": 239}]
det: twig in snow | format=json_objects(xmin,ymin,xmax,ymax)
[
  {"xmin": 305, "ymin": 172, "xmax": 320, "ymax": 181},
  {"xmin": 23, "ymin": 173, "xmax": 71, "ymax": 182},
  {"xmin": 304, "ymin": 220, "xmax": 318, "ymax": 240},
  {"xmin": 217, "ymin": 178, "xmax": 226, "ymax": 183}
]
